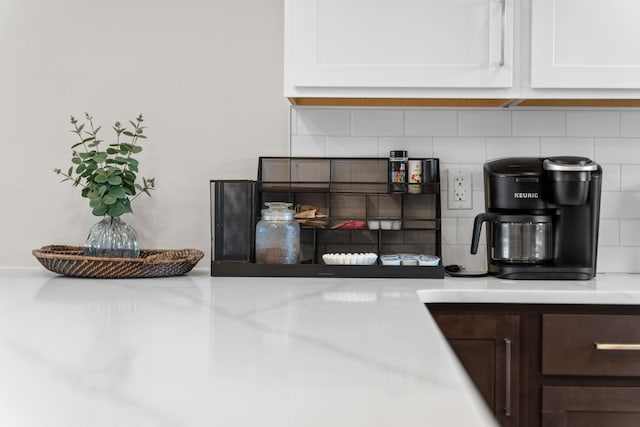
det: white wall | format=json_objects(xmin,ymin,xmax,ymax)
[
  {"xmin": 291, "ymin": 107, "xmax": 640, "ymax": 273},
  {"xmin": 5, "ymin": 1, "xmax": 638, "ymax": 273},
  {"xmin": 0, "ymin": 0, "xmax": 290, "ymax": 265}
]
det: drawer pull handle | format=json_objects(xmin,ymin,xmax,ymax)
[
  {"xmin": 595, "ymin": 343, "xmax": 640, "ymax": 351},
  {"xmin": 504, "ymin": 338, "xmax": 511, "ymax": 417}
]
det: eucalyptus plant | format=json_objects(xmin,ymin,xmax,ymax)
[{"xmin": 55, "ymin": 113, "xmax": 155, "ymax": 217}]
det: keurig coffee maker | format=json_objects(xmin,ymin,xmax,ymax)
[{"xmin": 470, "ymin": 157, "xmax": 602, "ymax": 280}]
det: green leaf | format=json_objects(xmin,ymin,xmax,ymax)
[
  {"xmin": 108, "ymin": 201, "xmax": 128, "ymax": 217},
  {"xmin": 75, "ymin": 164, "xmax": 86, "ymax": 174},
  {"xmin": 71, "ymin": 142, "xmax": 84, "ymax": 149},
  {"xmin": 122, "ymin": 174, "xmax": 136, "ymax": 186},
  {"xmin": 106, "ymin": 148, "xmax": 118, "ymax": 155},
  {"xmin": 93, "ymin": 153, "xmax": 107, "ymax": 163},
  {"xmin": 122, "ymin": 131, "xmax": 135, "ymax": 137},
  {"xmin": 109, "ymin": 187, "xmax": 126, "ymax": 199},
  {"xmin": 102, "ymin": 194, "xmax": 117, "ymax": 205},
  {"xmin": 94, "ymin": 174, "xmax": 108, "ymax": 184},
  {"xmin": 108, "ymin": 175, "xmax": 122, "ymax": 185},
  {"xmin": 99, "ymin": 185, "xmax": 108, "ymax": 196},
  {"xmin": 92, "ymin": 205, "xmax": 108, "ymax": 216},
  {"xmin": 89, "ymin": 198, "xmax": 103, "ymax": 208},
  {"xmin": 87, "ymin": 190, "xmax": 100, "ymax": 200},
  {"xmin": 82, "ymin": 137, "xmax": 95, "ymax": 143},
  {"xmin": 130, "ymin": 145, "xmax": 142, "ymax": 154}
]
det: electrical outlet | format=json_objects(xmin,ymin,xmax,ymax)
[{"xmin": 448, "ymin": 169, "xmax": 472, "ymax": 209}]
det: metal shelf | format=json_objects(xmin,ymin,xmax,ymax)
[{"xmin": 210, "ymin": 157, "xmax": 443, "ymax": 278}]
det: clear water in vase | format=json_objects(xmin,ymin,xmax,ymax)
[{"xmin": 84, "ymin": 215, "xmax": 140, "ymax": 258}]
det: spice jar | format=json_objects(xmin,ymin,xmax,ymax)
[
  {"xmin": 255, "ymin": 202, "xmax": 300, "ymax": 264},
  {"xmin": 389, "ymin": 150, "xmax": 408, "ymax": 193},
  {"xmin": 408, "ymin": 159, "xmax": 422, "ymax": 194}
]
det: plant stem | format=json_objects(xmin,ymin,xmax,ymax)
[
  {"xmin": 87, "ymin": 117, "xmax": 106, "ymax": 169},
  {"xmin": 75, "ymin": 122, "xmax": 89, "ymax": 154}
]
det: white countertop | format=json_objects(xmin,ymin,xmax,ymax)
[{"xmin": 2, "ymin": 269, "xmax": 640, "ymax": 427}]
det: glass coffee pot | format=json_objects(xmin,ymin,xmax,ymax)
[{"xmin": 471, "ymin": 213, "xmax": 553, "ymax": 264}]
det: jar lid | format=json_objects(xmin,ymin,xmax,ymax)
[
  {"xmin": 389, "ymin": 150, "xmax": 408, "ymax": 158},
  {"xmin": 264, "ymin": 202, "xmax": 292, "ymax": 210},
  {"xmin": 261, "ymin": 202, "xmax": 294, "ymax": 220}
]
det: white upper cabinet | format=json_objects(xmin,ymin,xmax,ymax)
[
  {"xmin": 531, "ymin": 0, "xmax": 640, "ymax": 89},
  {"xmin": 285, "ymin": 0, "xmax": 640, "ymax": 103},
  {"xmin": 285, "ymin": 0, "xmax": 515, "ymax": 96}
]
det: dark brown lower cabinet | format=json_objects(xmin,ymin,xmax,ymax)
[
  {"xmin": 430, "ymin": 313, "xmax": 520, "ymax": 427},
  {"xmin": 428, "ymin": 304, "xmax": 640, "ymax": 427}
]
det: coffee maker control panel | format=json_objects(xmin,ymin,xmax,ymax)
[{"xmin": 485, "ymin": 158, "xmax": 548, "ymax": 211}]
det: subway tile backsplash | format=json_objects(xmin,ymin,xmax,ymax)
[
  {"xmin": 290, "ymin": 107, "xmax": 640, "ymax": 273},
  {"xmin": 566, "ymin": 111, "xmax": 620, "ymax": 137},
  {"xmin": 351, "ymin": 109, "xmax": 404, "ymax": 136},
  {"xmin": 512, "ymin": 111, "xmax": 566, "ymax": 136},
  {"xmin": 459, "ymin": 110, "xmax": 511, "ymax": 136}
]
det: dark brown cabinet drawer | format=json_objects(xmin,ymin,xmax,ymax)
[
  {"xmin": 542, "ymin": 314, "xmax": 640, "ymax": 376},
  {"xmin": 542, "ymin": 386, "xmax": 640, "ymax": 427}
]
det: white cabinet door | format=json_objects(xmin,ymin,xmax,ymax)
[
  {"xmin": 286, "ymin": 0, "xmax": 514, "ymax": 90},
  {"xmin": 531, "ymin": 0, "xmax": 640, "ymax": 89}
]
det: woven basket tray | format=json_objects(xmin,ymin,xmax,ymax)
[{"xmin": 33, "ymin": 245, "xmax": 204, "ymax": 278}]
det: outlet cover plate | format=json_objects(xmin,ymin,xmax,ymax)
[{"xmin": 448, "ymin": 168, "xmax": 472, "ymax": 210}]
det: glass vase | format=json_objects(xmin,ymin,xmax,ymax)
[{"xmin": 83, "ymin": 215, "xmax": 140, "ymax": 258}]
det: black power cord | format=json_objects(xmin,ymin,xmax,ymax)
[{"xmin": 444, "ymin": 264, "xmax": 490, "ymax": 278}]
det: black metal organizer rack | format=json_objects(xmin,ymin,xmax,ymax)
[{"xmin": 210, "ymin": 157, "xmax": 443, "ymax": 278}]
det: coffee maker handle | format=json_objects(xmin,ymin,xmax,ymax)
[{"xmin": 471, "ymin": 213, "xmax": 497, "ymax": 254}]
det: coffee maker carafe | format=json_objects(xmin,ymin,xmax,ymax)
[{"xmin": 471, "ymin": 157, "xmax": 602, "ymax": 280}]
